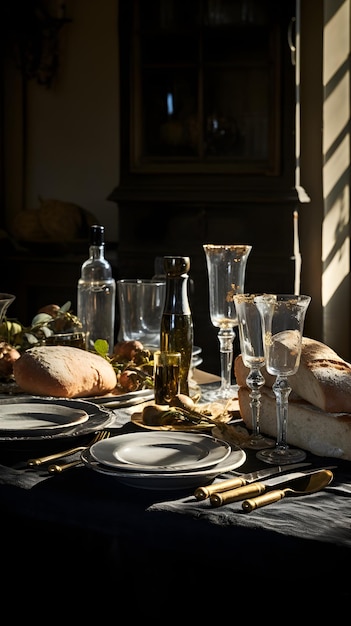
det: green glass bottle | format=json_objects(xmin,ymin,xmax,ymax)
[{"xmin": 160, "ymin": 256, "xmax": 194, "ymax": 395}]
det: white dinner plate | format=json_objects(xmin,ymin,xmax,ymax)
[
  {"xmin": 81, "ymin": 444, "xmax": 246, "ymax": 490},
  {"xmin": 0, "ymin": 402, "xmax": 88, "ymax": 432},
  {"xmin": 0, "ymin": 397, "xmax": 114, "ymax": 440},
  {"xmin": 90, "ymin": 431, "xmax": 231, "ymax": 473}
]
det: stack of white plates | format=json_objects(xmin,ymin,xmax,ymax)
[{"xmin": 81, "ymin": 431, "xmax": 246, "ymax": 490}]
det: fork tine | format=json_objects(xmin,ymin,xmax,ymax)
[
  {"xmin": 90, "ymin": 432, "xmax": 100, "ymax": 445},
  {"xmin": 92, "ymin": 430, "xmax": 110, "ymax": 445}
]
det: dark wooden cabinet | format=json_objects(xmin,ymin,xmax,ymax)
[{"xmin": 110, "ymin": 0, "xmax": 298, "ymax": 375}]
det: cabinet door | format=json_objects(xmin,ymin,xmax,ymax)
[{"xmin": 122, "ymin": 0, "xmax": 291, "ymax": 176}]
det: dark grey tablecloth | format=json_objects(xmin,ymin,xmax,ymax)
[
  {"xmin": 1, "ymin": 386, "xmax": 350, "ymax": 550},
  {"xmin": 1, "ymin": 384, "xmax": 351, "ymax": 615}
]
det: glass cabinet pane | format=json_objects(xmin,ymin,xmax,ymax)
[
  {"xmin": 204, "ymin": 67, "xmax": 270, "ymax": 160},
  {"xmin": 130, "ymin": 0, "xmax": 284, "ymax": 174},
  {"xmin": 142, "ymin": 68, "xmax": 199, "ymax": 158}
]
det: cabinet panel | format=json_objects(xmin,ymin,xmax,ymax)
[{"xmin": 127, "ymin": 0, "xmax": 285, "ymax": 175}]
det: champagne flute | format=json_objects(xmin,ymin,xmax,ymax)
[
  {"xmin": 203, "ymin": 244, "xmax": 252, "ymax": 401},
  {"xmin": 254, "ymin": 294, "xmax": 311, "ymax": 464},
  {"xmin": 233, "ymin": 293, "xmax": 275, "ymax": 449}
]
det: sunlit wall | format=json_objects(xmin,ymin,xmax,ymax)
[{"xmin": 322, "ymin": 0, "xmax": 351, "ymax": 353}]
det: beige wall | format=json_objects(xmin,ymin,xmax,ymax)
[
  {"xmin": 3, "ymin": 0, "xmax": 120, "ymax": 242},
  {"xmin": 299, "ymin": 0, "xmax": 351, "ymax": 360}
]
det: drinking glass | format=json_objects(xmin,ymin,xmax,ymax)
[
  {"xmin": 254, "ymin": 294, "xmax": 311, "ymax": 464},
  {"xmin": 203, "ymin": 244, "xmax": 252, "ymax": 401},
  {"xmin": 117, "ymin": 279, "xmax": 166, "ymax": 349},
  {"xmin": 0, "ymin": 293, "xmax": 16, "ymax": 324},
  {"xmin": 233, "ymin": 293, "xmax": 275, "ymax": 450}
]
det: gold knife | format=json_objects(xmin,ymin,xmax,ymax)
[
  {"xmin": 209, "ymin": 466, "xmax": 336, "ymax": 507},
  {"xmin": 194, "ymin": 462, "xmax": 311, "ymax": 500},
  {"xmin": 242, "ymin": 468, "xmax": 334, "ymax": 512}
]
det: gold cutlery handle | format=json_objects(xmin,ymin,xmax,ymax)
[
  {"xmin": 242, "ymin": 489, "xmax": 286, "ymax": 512},
  {"xmin": 27, "ymin": 446, "xmax": 83, "ymax": 467},
  {"xmin": 194, "ymin": 476, "xmax": 247, "ymax": 500},
  {"xmin": 48, "ymin": 460, "xmax": 82, "ymax": 474},
  {"xmin": 210, "ymin": 482, "xmax": 266, "ymax": 507}
]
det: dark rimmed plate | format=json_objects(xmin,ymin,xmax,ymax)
[{"xmin": 0, "ymin": 396, "xmax": 114, "ymax": 441}]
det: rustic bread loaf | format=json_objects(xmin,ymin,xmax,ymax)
[
  {"xmin": 289, "ymin": 337, "xmax": 351, "ymax": 412},
  {"xmin": 234, "ymin": 337, "xmax": 351, "ymax": 413},
  {"xmin": 13, "ymin": 345, "xmax": 117, "ymax": 398},
  {"xmin": 238, "ymin": 386, "xmax": 351, "ymax": 460}
]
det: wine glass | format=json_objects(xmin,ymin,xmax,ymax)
[
  {"xmin": 233, "ymin": 293, "xmax": 275, "ymax": 449},
  {"xmin": 0, "ymin": 293, "xmax": 16, "ymax": 325},
  {"xmin": 254, "ymin": 294, "xmax": 311, "ymax": 464},
  {"xmin": 203, "ymin": 244, "xmax": 252, "ymax": 401}
]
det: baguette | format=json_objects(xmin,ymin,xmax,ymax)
[
  {"xmin": 234, "ymin": 337, "xmax": 351, "ymax": 413},
  {"xmin": 13, "ymin": 345, "xmax": 117, "ymax": 398},
  {"xmin": 238, "ymin": 386, "xmax": 351, "ymax": 460}
]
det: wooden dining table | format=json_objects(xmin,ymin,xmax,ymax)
[{"xmin": 1, "ymin": 370, "xmax": 351, "ymax": 617}]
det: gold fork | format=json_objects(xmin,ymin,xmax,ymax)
[
  {"xmin": 47, "ymin": 430, "xmax": 111, "ymax": 474},
  {"xmin": 27, "ymin": 430, "xmax": 110, "ymax": 468}
]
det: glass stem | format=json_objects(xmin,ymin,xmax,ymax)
[
  {"xmin": 218, "ymin": 327, "xmax": 235, "ymax": 397},
  {"xmin": 272, "ymin": 375, "xmax": 291, "ymax": 451},
  {"xmin": 247, "ymin": 367, "xmax": 265, "ymax": 437}
]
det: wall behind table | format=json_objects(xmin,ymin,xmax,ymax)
[{"xmin": 3, "ymin": 0, "xmax": 120, "ymax": 243}]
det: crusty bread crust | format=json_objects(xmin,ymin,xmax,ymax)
[
  {"xmin": 238, "ymin": 386, "xmax": 351, "ymax": 460},
  {"xmin": 234, "ymin": 336, "xmax": 351, "ymax": 413},
  {"xmin": 13, "ymin": 346, "xmax": 117, "ymax": 398},
  {"xmin": 290, "ymin": 337, "xmax": 351, "ymax": 412}
]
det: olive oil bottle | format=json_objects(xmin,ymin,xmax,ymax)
[{"xmin": 160, "ymin": 256, "xmax": 194, "ymax": 395}]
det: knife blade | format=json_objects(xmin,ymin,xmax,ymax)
[
  {"xmin": 209, "ymin": 465, "xmax": 337, "ymax": 507},
  {"xmin": 194, "ymin": 462, "xmax": 311, "ymax": 500}
]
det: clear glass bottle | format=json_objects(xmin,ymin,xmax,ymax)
[
  {"xmin": 160, "ymin": 256, "xmax": 194, "ymax": 395},
  {"xmin": 77, "ymin": 225, "xmax": 116, "ymax": 354}
]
